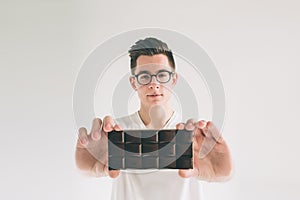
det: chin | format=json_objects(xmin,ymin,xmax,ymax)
[{"xmin": 148, "ymin": 100, "xmax": 166, "ymax": 106}]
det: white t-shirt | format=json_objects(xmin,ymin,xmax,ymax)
[{"xmin": 111, "ymin": 111, "xmax": 203, "ymax": 200}]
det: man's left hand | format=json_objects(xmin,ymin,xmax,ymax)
[{"xmin": 176, "ymin": 120, "xmax": 233, "ymax": 182}]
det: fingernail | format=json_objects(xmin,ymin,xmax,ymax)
[
  {"xmin": 105, "ymin": 124, "xmax": 112, "ymax": 130},
  {"xmin": 186, "ymin": 122, "xmax": 194, "ymax": 129}
]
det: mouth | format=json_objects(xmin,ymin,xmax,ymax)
[{"xmin": 147, "ymin": 94, "xmax": 163, "ymax": 97}]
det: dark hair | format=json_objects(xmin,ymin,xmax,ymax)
[{"xmin": 128, "ymin": 37, "xmax": 175, "ymax": 74}]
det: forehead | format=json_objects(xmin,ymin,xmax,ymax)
[
  {"xmin": 135, "ymin": 54, "xmax": 173, "ymax": 73},
  {"xmin": 137, "ymin": 54, "xmax": 170, "ymax": 66}
]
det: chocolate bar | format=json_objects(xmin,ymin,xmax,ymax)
[{"xmin": 108, "ymin": 129, "xmax": 193, "ymax": 170}]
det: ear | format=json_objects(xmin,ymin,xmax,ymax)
[
  {"xmin": 171, "ymin": 72, "xmax": 178, "ymax": 86},
  {"xmin": 129, "ymin": 76, "xmax": 137, "ymax": 91}
]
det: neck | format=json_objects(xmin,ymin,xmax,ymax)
[{"xmin": 138, "ymin": 104, "xmax": 174, "ymax": 129}]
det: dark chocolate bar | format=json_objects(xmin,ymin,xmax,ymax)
[{"xmin": 108, "ymin": 129, "xmax": 193, "ymax": 170}]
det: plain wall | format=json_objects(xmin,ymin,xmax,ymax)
[{"xmin": 1, "ymin": 0, "xmax": 300, "ymax": 199}]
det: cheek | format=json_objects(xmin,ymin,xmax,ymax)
[
  {"xmin": 162, "ymin": 86, "xmax": 173, "ymax": 99},
  {"xmin": 163, "ymin": 80, "xmax": 175, "ymax": 89},
  {"xmin": 136, "ymin": 87, "xmax": 146, "ymax": 98},
  {"xmin": 162, "ymin": 84, "xmax": 173, "ymax": 93},
  {"xmin": 137, "ymin": 91, "xmax": 143, "ymax": 99}
]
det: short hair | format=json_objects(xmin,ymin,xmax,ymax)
[{"xmin": 128, "ymin": 37, "xmax": 176, "ymax": 74}]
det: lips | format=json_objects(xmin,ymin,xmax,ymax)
[{"xmin": 147, "ymin": 94, "xmax": 163, "ymax": 97}]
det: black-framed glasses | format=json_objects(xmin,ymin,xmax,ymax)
[{"xmin": 133, "ymin": 70, "xmax": 175, "ymax": 85}]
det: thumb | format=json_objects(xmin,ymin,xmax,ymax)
[
  {"xmin": 108, "ymin": 170, "xmax": 120, "ymax": 178},
  {"xmin": 178, "ymin": 169, "xmax": 194, "ymax": 178}
]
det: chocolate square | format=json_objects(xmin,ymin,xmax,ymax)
[
  {"xmin": 159, "ymin": 156, "xmax": 177, "ymax": 169},
  {"xmin": 159, "ymin": 142, "xmax": 175, "ymax": 156},
  {"xmin": 125, "ymin": 157, "xmax": 142, "ymax": 169},
  {"xmin": 176, "ymin": 143, "xmax": 192, "ymax": 157},
  {"xmin": 176, "ymin": 156, "xmax": 193, "ymax": 169},
  {"xmin": 124, "ymin": 131, "xmax": 141, "ymax": 143},
  {"xmin": 141, "ymin": 130, "xmax": 158, "ymax": 143},
  {"xmin": 108, "ymin": 131, "xmax": 124, "ymax": 143},
  {"xmin": 159, "ymin": 129, "xmax": 176, "ymax": 142},
  {"xmin": 125, "ymin": 143, "xmax": 141, "ymax": 156},
  {"xmin": 142, "ymin": 156, "xmax": 158, "ymax": 169},
  {"xmin": 108, "ymin": 156, "xmax": 124, "ymax": 170},
  {"xmin": 142, "ymin": 143, "xmax": 159, "ymax": 156},
  {"xmin": 108, "ymin": 143, "xmax": 125, "ymax": 157},
  {"xmin": 176, "ymin": 130, "xmax": 193, "ymax": 144}
]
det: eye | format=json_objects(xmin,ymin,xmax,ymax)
[
  {"xmin": 158, "ymin": 73, "xmax": 167, "ymax": 78},
  {"xmin": 157, "ymin": 72, "xmax": 169, "ymax": 80},
  {"xmin": 139, "ymin": 73, "xmax": 150, "ymax": 80}
]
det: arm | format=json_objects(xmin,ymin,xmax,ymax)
[{"xmin": 75, "ymin": 116, "xmax": 122, "ymax": 178}]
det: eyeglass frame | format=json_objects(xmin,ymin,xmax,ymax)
[{"xmin": 131, "ymin": 70, "xmax": 176, "ymax": 85}]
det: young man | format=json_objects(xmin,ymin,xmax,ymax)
[{"xmin": 75, "ymin": 37, "xmax": 232, "ymax": 200}]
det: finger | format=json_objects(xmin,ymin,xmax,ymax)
[
  {"xmin": 193, "ymin": 130, "xmax": 204, "ymax": 153},
  {"xmin": 108, "ymin": 170, "xmax": 120, "ymax": 178},
  {"xmin": 195, "ymin": 120, "xmax": 207, "ymax": 129},
  {"xmin": 113, "ymin": 124, "xmax": 123, "ymax": 131},
  {"xmin": 176, "ymin": 123, "xmax": 185, "ymax": 130},
  {"xmin": 104, "ymin": 159, "xmax": 120, "ymax": 178},
  {"xmin": 178, "ymin": 169, "xmax": 195, "ymax": 178},
  {"xmin": 199, "ymin": 137, "xmax": 218, "ymax": 159},
  {"xmin": 103, "ymin": 116, "xmax": 115, "ymax": 133},
  {"xmin": 91, "ymin": 118, "xmax": 102, "ymax": 141},
  {"xmin": 78, "ymin": 127, "xmax": 89, "ymax": 147},
  {"xmin": 196, "ymin": 121, "xmax": 219, "ymax": 158},
  {"xmin": 206, "ymin": 121, "xmax": 223, "ymax": 143},
  {"xmin": 184, "ymin": 119, "xmax": 196, "ymax": 131}
]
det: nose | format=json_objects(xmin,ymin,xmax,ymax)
[{"xmin": 148, "ymin": 75, "xmax": 160, "ymax": 89}]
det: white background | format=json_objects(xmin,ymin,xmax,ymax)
[{"xmin": 1, "ymin": 0, "xmax": 300, "ymax": 199}]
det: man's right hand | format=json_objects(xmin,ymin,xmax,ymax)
[{"xmin": 75, "ymin": 116, "xmax": 121, "ymax": 178}]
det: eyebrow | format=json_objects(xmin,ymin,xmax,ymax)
[
  {"xmin": 137, "ymin": 70, "xmax": 150, "ymax": 74},
  {"xmin": 136, "ymin": 69, "xmax": 171, "ymax": 75}
]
